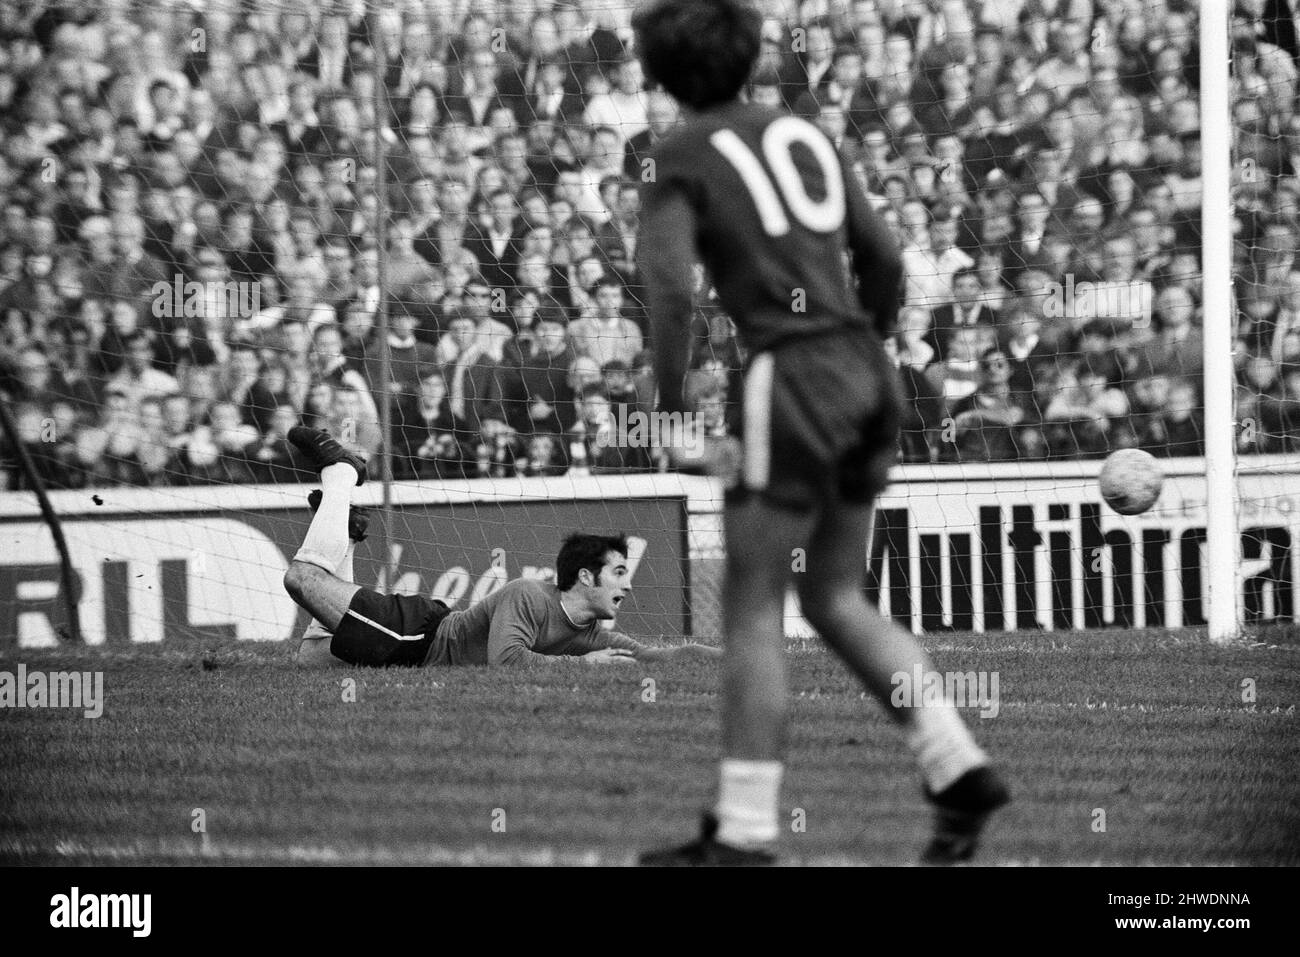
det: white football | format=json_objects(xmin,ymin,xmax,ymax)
[{"xmin": 1099, "ymin": 449, "xmax": 1164, "ymax": 515}]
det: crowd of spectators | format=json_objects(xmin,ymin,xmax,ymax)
[{"xmin": 2, "ymin": 0, "xmax": 1299, "ymax": 492}]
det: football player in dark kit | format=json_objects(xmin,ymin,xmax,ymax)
[{"xmin": 634, "ymin": 0, "xmax": 1009, "ymax": 865}]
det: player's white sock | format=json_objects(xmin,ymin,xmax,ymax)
[
  {"xmin": 906, "ymin": 704, "xmax": 988, "ymax": 794},
  {"xmin": 337, "ymin": 541, "xmax": 355, "ymax": 584},
  {"xmin": 715, "ymin": 758, "xmax": 783, "ymax": 848},
  {"xmin": 293, "ymin": 463, "xmax": 355, "ymax": 573}
]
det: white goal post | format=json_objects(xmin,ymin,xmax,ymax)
[{"xmin": 1201, "ymin": 0, "xmax": 1242, "ymax": 643}]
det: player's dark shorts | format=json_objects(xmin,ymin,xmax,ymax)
[
  {"xmin": 330, "ymin": 588, "xmax": 452, "ymax": 667},
  {"xmin": 728, "ymin": 329, "xmax": 901, "ymax": 510}
]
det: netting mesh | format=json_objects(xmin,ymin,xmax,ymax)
[{"xmin": 0, "ymin": 0, "xmax": 1294, "ymax": 642}]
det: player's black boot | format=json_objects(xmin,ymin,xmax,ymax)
[
  {"xmin": 921, "ymin": 765, "xmax": 1010, "ymax": 865},
  {"xmin": 306, "ymin": 489, "xmax": 370, "ymax": 543},
  {"xmin": 639, "ymin": 813, "xmax": 776, "ymax": 867},
  {"xmin": 288, "ymin": 426, "xmax": 368, "ymax": 486}
]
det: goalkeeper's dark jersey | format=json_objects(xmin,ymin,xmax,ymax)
[{"xmin": 639, "ymin": 100, "xmax": 901, "ymax": 352}]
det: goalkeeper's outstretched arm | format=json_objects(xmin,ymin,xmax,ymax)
[
  {"xmin": 602, "ymin": 631, "xmax": 723, "ymax": 662},
  {"xmin": 633, "ymin": 642, "xmax": 723, "ymax": 662}
]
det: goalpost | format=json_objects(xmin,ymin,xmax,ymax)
[{"xmin": 1201, "ymin": 0, "xmax": 1241, "ymax": 644}]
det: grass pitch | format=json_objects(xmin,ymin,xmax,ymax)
[{"xmin": 2, "ymin": 626, "xmax": 1297, "ymax": 866}]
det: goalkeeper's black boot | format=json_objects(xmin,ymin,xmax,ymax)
[
  {"xmin": 921, "ymin": 765, "xmax": 1010, "ymax": 865},
  {"xmin": 288, "ymin": 426, "xmax": 368, "ymax": 486},
  {"xmin": 639, "ymin": 813, "xmax": 776, "ymax": 867},
  {"xmin": 306, "ymin": 489, "xmax": 370, "ymax": 543}
]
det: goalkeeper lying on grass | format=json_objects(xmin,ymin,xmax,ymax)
[{"xmin": 284, "ymin": 427, "xmax": 720, "ymax": 668}]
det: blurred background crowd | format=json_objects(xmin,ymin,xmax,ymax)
[{"xmin": 2, "ymin": 0, "xmax": 1299, "ymax": 491}]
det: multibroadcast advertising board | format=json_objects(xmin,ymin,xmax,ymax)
[{"xmin": 861, "ymin": 462, "xmax": 1296, "ymax": 633}]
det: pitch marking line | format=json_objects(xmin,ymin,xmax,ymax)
[
  {"xmin": 0, "ymin": 838, "xmax": 905, "ymax": 867},
  {"xmin": 0, "ymin": 839, "xmax": 1262, "ymax": 867},
  {"xmin": 4, "ymin": 838, "xmax": 615, "ymax": 867}
]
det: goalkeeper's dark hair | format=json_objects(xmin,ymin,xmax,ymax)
[
  {"xmin": 632, "ymin": 0, "xmax": 763, "ymax": 110},
  {"xmin": 556, "ymin": 533, "xmax": 629, "ymax": 590}
]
